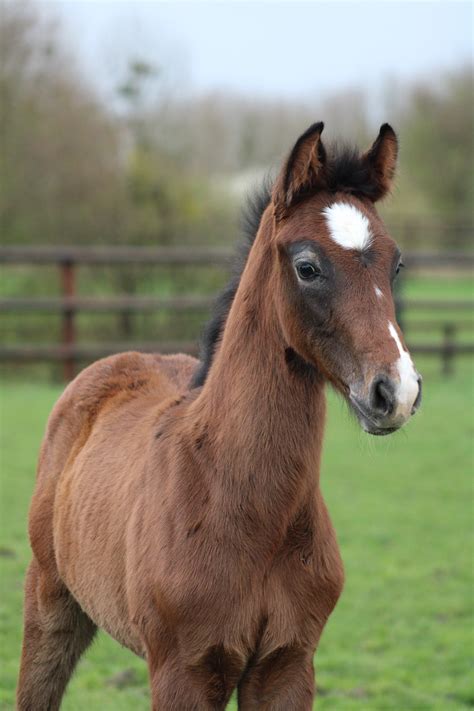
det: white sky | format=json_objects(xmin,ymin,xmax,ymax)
[{"xmin": 47, "ymin": 1, "xmax": 472, "ymax": 103}]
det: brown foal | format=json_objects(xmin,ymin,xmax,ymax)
[{"xmin": 17, "ymin": 122, "xmax": 421, "ymax": 710}]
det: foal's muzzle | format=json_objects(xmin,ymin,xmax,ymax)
[{"xmin": 350, "ymin": 373, "xmax": 422, "ymax": 436}]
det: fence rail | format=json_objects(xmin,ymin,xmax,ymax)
[
  {"xmin": 0, "ymin": 296, "xmax": 214, "ymax": 312},
  {"xmin": 0, "ymin": 342, "xmax": 199, "ymax": 359},
  {"xmin": 1, "ymin": 296, "xmax": 473, "ymax": 313},
  {"xmin": 1, "ymin": 246, "xmax": 472, "ymax": 380},
  {"xmin": 0, "ymin": 246, "xmax": 233, "ymax": 265},
  {"xmin": 1, "ymin": 246, "xmax": 474, "ymax": 268}
]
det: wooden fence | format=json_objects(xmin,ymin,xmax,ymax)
[{"xmin": 1, "ymin": 246, "xmax": 473, "ymax": 381}]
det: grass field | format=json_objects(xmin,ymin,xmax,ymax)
[{"xmin": 1, "ymin": 357, "xmax": 473, "ymax": 710}]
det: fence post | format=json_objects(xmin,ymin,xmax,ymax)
[
  {"xmin": 118, "ymin": 269, "xmax": 135, "ymax": 340},
  {"xmin": 60, "ymin": 259, "xmax": 76, "ymax": 381},
  {"xmin": 441, "ymin": 323, "xmax": 455, "ymax": 377}
]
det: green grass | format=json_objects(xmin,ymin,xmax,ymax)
[
  {"xmin": 398, "ymin": 275, "xmax": 473, "ymax": 345},
  {"xmin": 1, "ymin": 360, "xmax": 473, "ymax": 710},
  {"xmin": 401, "ymin": 275, "xmax": 472, "ymax": 300}
]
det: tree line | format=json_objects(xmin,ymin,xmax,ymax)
[{"xmin": 1, "ymin": 1, "xmax": 472, "ymax": 250}]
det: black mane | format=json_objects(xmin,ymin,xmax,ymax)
[
  {"xmin": 190, "ymin": 143, "xmax": 379, "ymax": 388},
  {"xmin": 190, "ymin": 179, "xmax": 271, "ymax": 388}
]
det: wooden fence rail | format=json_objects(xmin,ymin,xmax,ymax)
[
  {"xmin": 0, "ymin": 296, "xmax": 215, "ymax": 312},
  {"xmin": 0, "ymin": 246, "xmax": 233, "ymax": 265},
  {"xmin": 1, "ymin": 247, "xmax": 473, "ymax": 380},
  {"xmin": 0, "ymin": 342, "xmax": 199, "ymax": 360},
  {"xmin": 1, "ymin": 246, "xmax": 474, "ymax": 268},
  {"xmin": 1, "ymin": 296, "xmax": 473, "ymax": 314}
]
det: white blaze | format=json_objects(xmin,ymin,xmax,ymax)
[
  {"xmin": 388, "ymin": 321, "xmax": 419, "ymax": 417},
  {"xmin": 323, "ymin": 202, "xmax": 372, "ymax": 251},
  {"xmin": 375, "ymin": 286, "xmax": 383, "ymax": 298}
]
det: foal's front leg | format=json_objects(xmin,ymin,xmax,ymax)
[
  {"xmin": 147, "ymin": 646, "xmax": 244, "ymax": 711},
  {"xmin": 237, "ymin": 645, "xmax": 315, "ymax": 711}
]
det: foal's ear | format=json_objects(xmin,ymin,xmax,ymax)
[
  {"xmin": 362, "ymin": 124, "xmax": 398, "ymax": 202},
  {"xmin": 273, "ymin": 122, "xmax": 326, "ymax": 220}
]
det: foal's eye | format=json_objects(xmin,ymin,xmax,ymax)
[
  {"xmin": 296, "ymin": 261, "xmax": 320, "ymax": 281},
  {"xmin": 395, "ymin": 260, "xmax": 405, "ymax": 277}
]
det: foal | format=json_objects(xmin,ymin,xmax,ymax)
[{"xmin": 18, "ymin": 122, "xmax": 421, "ymax": 710}]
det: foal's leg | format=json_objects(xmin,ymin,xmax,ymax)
[
  {"xmin": 17, "ymin": 558, "xmax": 97, "ymax": 711},
  {"xmin": 237, "ymin": 645, "xmax": 315, "ymax": 711},
  {"xmin": 147, "ymin": 647, "xmax": 243, "ymax": 711}
]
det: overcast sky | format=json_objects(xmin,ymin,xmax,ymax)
[{"xmin": 49, "ymin": 1, "xmax": 472, "ymax": 103}]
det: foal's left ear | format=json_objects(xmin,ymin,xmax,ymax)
[
  {"xmin": 273, "ymin": 121, "xmax": 327, "ymax": 220},
  {"xmin": 362, "ymin": 123, "xmax": 398, "ymax": 202}
]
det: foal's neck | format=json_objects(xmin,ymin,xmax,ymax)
[{"xmin": 193, "ymin": 219, "xmax": 326, "ymax": 521}]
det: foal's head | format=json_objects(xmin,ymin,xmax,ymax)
[{"xmin": 268, "ymin": 122, "xmax": 421, "ymax": 435}]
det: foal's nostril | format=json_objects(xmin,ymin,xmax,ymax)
[
  {"xmin": 412, "ymin": 376, "xmax": 422, "ymax": 414},
  {"xmin": 370, "ymin": 376, "xmax": 395, "ymax": 417}
]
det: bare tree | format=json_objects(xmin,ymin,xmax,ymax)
[{"xmin": 0, "ymin": 1, "xmax": 126, "ymax": 246}]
